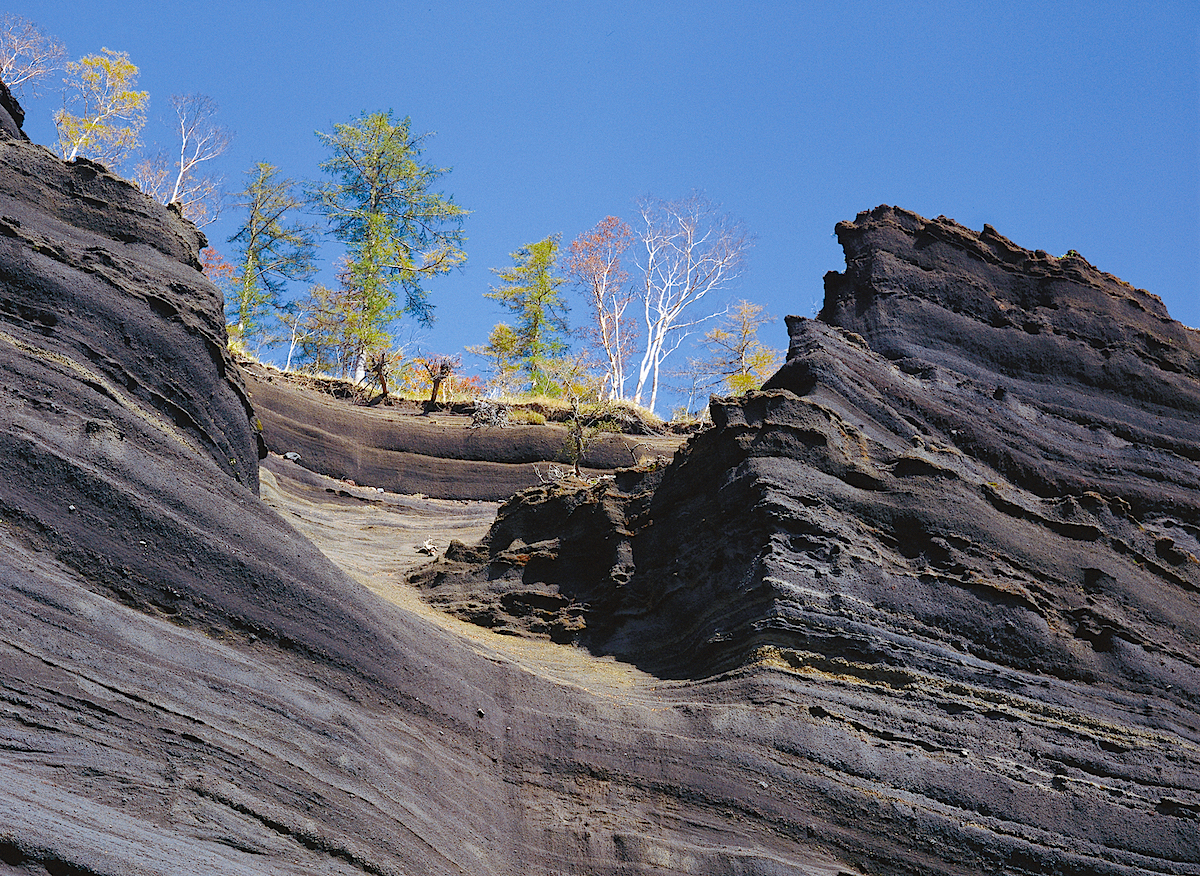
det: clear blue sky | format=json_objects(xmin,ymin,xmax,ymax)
[{"xmin": 9, "ymin": 1, "xmax": 1199, "ymax": 407}]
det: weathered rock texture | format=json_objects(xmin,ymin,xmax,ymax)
[
  {"xmin": 416, "ymin": 206, "xmax": 1200, "ymax": 871},
  {"xmin": 0, "ymin": 81, "xmax": 850, "ymax": 876},
  {"xmin": 1, "ymin": 64, "xmax": 1197, "ymax": 873},
  {"xmin": 245, "ymin": 362, "xmax": 681, "ymax": 500}
]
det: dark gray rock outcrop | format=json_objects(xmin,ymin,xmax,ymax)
[
  {"xmin": 0, "ymin": 93, "xmax": 262, "ymax": 490},
  {"xmin": 416, "ymin": 206, "xmax": 1200, "ymax": 872},
  {"xmin": 0, "ymin": 83, "xmax": 873, "ymax": 876}
]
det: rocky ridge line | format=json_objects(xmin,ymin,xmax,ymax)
[{"xmin": 414, "ymin": 205, "xmax": 1200, "ymax": 871}]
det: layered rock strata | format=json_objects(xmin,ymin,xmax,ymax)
[
  {"xmin": 245, "ymin": 363, "xmax": 678, "ymax": 501},
  {"xmin": 0, "ymin": 81, "xmax": 889, "ymax": 876},
  {"xmin": 416, "ymin": 206, "xmax": 1200, "ymax": 871},
  {"xmin": 2, "ymin": 63, "xmax": 1197, "ymax": 872}
]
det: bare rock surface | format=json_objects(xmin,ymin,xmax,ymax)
[
  {"xmin": 0, "ymin": 69, "xmax": 1197, "ymax": 876},
  {"xmin": 0, "ymin": 81, "xmax": 852, "ymax": 876},
  {"xmin": 414, "ymin": 207, "xmax": 1200, "ymax": 871},
  {"xmin": 245, "ymin": 362, "xmax": 683, "ymax": 501}
]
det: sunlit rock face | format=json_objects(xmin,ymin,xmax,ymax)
[
  {"xmin": 1, "ymin": 65, "xmax": 1197, "ymax": 874},
  {"xmin": 0, "ymin": 78, "xmax": 852, "ymax": 876},
  {"xmin": 687, "ymin": 205, "xmax": 1200, "ymax": 685},
  {"xmin": 419, "ymin": 205, "xmax": 1200, "ymax": 871}
]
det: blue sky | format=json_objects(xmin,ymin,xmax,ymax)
[{"xmin": 9, "ymin": 1, "xmax": 1199, "ymax": 408}]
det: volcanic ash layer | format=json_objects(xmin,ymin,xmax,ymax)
[
  {"xmin": 414, "ymin": 205, "xmax": 1200, "ymax": 869},
  {"xmin": 0, "ymin": 67, "xmax": 1197, "ymax": 875}
]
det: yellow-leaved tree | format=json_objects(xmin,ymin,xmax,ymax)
[
  {"xmin": 694, "ymin": 300, "xmax": 783, "ymax": 396},
  {"xmin": 54, "ymin": 48, "xmax": 148, "ymax": 167}
]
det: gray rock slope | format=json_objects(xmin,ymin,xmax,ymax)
[
  {"xmin": 416, "ymin": 207, "xmax": 1200, "ymax": 871},
  {"xmin": 0, "ymin": 78, "xmax": 857, "ymax": 876},
  {"xmin": 1, "ymin": 70, "xmax": 1197, "ymax": 875}
]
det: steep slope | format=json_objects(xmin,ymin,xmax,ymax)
[
  {"xmin": 0, "ymin": 81, "xmax": 889, "ymax": 876},
  {"xmin": 416, "ymin": 207, "xmax": 1200, "ymax": 871}
]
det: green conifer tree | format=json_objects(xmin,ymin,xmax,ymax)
[
  {"xmin": 226, "ymin": 163, "xmax": 316, "ymax": 353},
  {"xmin": 484, "ymin": 235, "xmax": 570, "ymax": 396},
  {"xmin": 314, "ymin": 110, "xmax": 467, "ymax": 378}
]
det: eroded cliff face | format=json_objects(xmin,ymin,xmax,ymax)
[
  {"xmin": 819, "ymin": 205, "xmax": 1200, "ymax": 511},
  {"xmin": 417, "ymin": 206, "xmax": 1200, "ymax": 871},
  {"xmin": 0, "ymin": 82, "xmax": 869, "ymax": 876},
  {"xmin": 2, "ymin": 66, "xmax": 1197, "ymax": 872},
  {"xmin": 0, "ymin": 89, "xmax": 261, "ymax": 489}
]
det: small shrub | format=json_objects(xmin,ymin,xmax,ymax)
[{"xmin": 508, "ymin": 409, "xmax": 546, "ymax": 426}]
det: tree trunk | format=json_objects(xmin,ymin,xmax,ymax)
[{"xmin": 428, "ymin": 376, "xmax": 444, "ymax": 405}]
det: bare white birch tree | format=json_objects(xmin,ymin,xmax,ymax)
[
  {"xmin": 133, "ymin": 93, "xmax": 231, "ymax": 226},
  {"xmin": 0, "ymin": 14, "xmax": 66, "ymax": 97},
  {"xmin": 631, "ymin": 193, "xmax": 751, "ymax": 414},
  {"xmin": 564, "ymin": 216, "xmax": 636, "ymax": 401}
]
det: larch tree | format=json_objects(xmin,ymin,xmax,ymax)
[
  {"xmin": 483, "ymin": 235, "xmax": 571, "ymax": 396},
  {"xmin": 226, "ymin": 163, "xmax": 317, "ymax": 354},
  {"xmin": 564, "ymin": 216, "xmax": 636, "ymax": 401},
  {"xmin": 284, "ymin": 260, "xmax": 390, "ymax": 378},
  {"xmin": 632, "ymin": 192, "xmax": 751, "ymax": 415},
  {"xmin": 470, "ymin": 323, "xmax": 524, "ymax": 395},
  {"xmin": 134, "ymin": 93, "xmax": 232, "ymax": 226},
  {"xmin": 54, "ymin": 48, "xmax": 148, "ymax": 166},
  {"xmin": 313, "ymin": 110, "xmax": 468, "ymax": 379},
  {"xmin": 693, "ymin": 300, "xmax": 783, "ymax": 396},
  {"xmin": 0, "ymin": 13, "xmax": 66, "ymax": 97}
]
